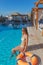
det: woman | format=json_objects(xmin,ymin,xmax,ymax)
[{"xmin": 12, "ymin": 28, "xmax": 28, "ymax": 54}]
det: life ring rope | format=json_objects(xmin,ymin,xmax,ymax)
[{"xmin": 17, "ymin": 52, "xmax": 38, "ymax": 65}]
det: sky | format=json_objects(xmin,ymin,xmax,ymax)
[{"xmin": 0, "ymin": 0, "xmax": 42, "ymax": 16}]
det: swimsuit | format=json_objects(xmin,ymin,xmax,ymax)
[{"xmin": 20, "ymin": 36, "xmax": 26, "ymax": 48}]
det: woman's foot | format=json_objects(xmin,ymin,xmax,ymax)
[{"xmin": 10, "ymin": 49, "xmax": 16, "ymax": 59}]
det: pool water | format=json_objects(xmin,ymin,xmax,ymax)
[{"xmin": 0, "ymin": 26, "xmax": 22, "ymax": 65}]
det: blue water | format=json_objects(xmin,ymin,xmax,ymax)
[{"xmin": 0, "ymin": 25, "xmax": 22, "ymax": 65}]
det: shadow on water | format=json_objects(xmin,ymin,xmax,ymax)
[{"xmin": 27, "ymin": 43, "xmax": 43, "ymax": 51}]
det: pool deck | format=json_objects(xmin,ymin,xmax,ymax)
[{"xmin": 27, "ymin": 26, "xmax": 43, "ymax": 65}]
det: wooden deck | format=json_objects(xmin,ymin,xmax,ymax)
[{"xmin": 27, "ymin": 26, "xmax": 43, "ymax": 65}]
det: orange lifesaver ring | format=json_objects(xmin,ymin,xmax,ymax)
[{"xmin": 16, "ymin": 52, "xmax": 38, "ymax": 65}]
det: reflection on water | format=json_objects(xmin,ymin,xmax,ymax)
[
  {"xmin": 0, "ymin": 21, "xmax": 33, "ymax": 31},
  {"xmin": 0, "ymin": 25, "xmax": 13, "ymax": 32}
]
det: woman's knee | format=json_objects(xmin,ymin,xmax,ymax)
[{"xmin": 12, "ymin": 48, "xmax": 15, "ymax": 53}]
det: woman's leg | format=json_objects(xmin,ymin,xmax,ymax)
[
  {"xmin": 10, "ymin": 46, "xmax": 24, "ymax": 59},
  {"xmin": 12, "ymin": 46, "xmax": 24, "ymax": 53}
]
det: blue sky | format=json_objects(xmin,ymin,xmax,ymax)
[{"xmin": 0, "ymin": 0, "xmax": 39, "ymax": 15}]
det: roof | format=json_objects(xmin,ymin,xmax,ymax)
[
  {"xmin": 11, "ymin": 12, "xmax": 21, "ymax": 16},
  {"xmin": 11, "ymin": 12, "xmax": 28, "ymax": 16}
]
